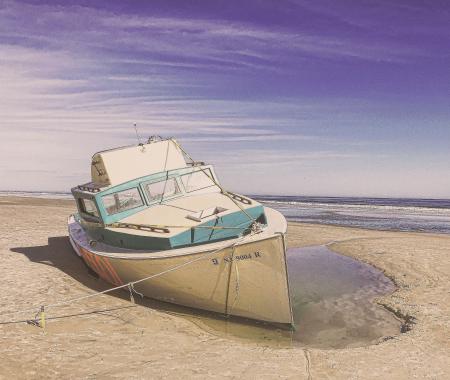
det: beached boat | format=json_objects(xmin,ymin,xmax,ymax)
[{"xmin": 68, "ymin": 137, "xmax": 293, "ymax": 326}]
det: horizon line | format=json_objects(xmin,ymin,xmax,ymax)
[{"xmin": 1, "ymin": 189, "xmax": 449, "ymax": 202}]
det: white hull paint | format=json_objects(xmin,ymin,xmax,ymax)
[{"xmin": 68, "ymin": 207, "xmax": 293, "ymax": 326}]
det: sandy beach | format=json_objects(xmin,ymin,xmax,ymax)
[{"xmin": 0, "ymin": 196, "xmax": 449, "ymax": 379}]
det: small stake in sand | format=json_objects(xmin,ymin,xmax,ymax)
[{"xmin": 37, "ymin": 306, "xmax": 45, "ymax": 329}]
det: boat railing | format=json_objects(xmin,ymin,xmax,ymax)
[
  {"xmin": 187, "ymin": 161, "xmax": 205, "ymax": 166},
  {"xmin": 105, "ymin": 221, "xmax": 251, "ymax": 235},
  {"xmin": 77, "ymin": 182, "xmax": 102, "ymax": 193},
  {"xmin": 226, "ymin": 192, "xmax": 252, "ymax": 205}
]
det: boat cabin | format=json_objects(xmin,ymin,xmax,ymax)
[{"xmin": 72, "ymin": 139, "xmax": 266, "ymax": 250}]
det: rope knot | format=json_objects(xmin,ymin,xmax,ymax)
[
  {"xmin": 33, "ymin": 305, "xmax": 46, "ymax": 329},
  {"xmin": 251, "ymin": 222, "xmax": 264, "ymax": 234}
]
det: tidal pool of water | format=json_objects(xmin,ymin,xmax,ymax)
[
  {"xmin": 286, "ymin": 245, "xmax": 400, "ymax": 348},
  {"xmin": 179, "ymin": 245, "xmax": 401, "ymax": 349}
]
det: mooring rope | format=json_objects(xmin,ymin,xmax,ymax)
[
  {"xmin": 159, "ymin": 139, "xmax": 171, "ymax": 204},
  {"xmin": 170, "ymin": 138, "xmax": 256, "ymax": 223},
  {"xmin": 0, "ymin": 138, "xmax": 260, "ymax": 326},
  {"xmin": 0, "ymin": 232, "xmax": 250, "ymax": 324}
]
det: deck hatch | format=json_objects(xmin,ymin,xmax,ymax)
[{"xmin": 186, "ymin": 206, "xmax": 228, "ymax": 222}]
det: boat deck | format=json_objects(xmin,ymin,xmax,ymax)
[
  {"xmin": 69, "ymin": 207, "xmax": 287, "ymax": 259},
  {"xmin": 77, "ymin": 192, "xmax": 266, "ymax": 250},
  {"xmin": 115, "ymin": 192, "xmax": 261, "ymax": 238}
]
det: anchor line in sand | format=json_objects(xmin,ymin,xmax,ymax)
[{"xmin": 0, "ymin": 233, "xmax": 252, "ymax": 325}]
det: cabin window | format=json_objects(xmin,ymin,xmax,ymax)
[
  {"xmin": 144, "ymin": 178, "xmax": 181, "ymax": 202},
  {"xmin": 79, "ymin": 198, "xmax": 99, "ymax": 218},
  {"xmin": 181, "ymin": 169, "xmax": 216, "ymax": 192},
  {"xmin": 102, "ymin": 188, "xmax": 144, "ymax": 215}
]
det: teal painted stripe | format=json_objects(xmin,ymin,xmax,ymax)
[{"xmin": 79, "ymin": 205, "xmax": 265, "ymax": 251}]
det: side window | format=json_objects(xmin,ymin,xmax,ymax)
[
  {"xmin": 145, "ymin": 178, "xmax": 181, "ymax": 202},
  {"xmin": 181, "ymin": 169, "xmax": 216, "ymax": 192},
  {"xmin": 79, "ymin": 198, "xmax": 99, "ymax": 218},
  {"xmin": 102, "ymin": 188, "xmax": 143, "ymax": 215}
]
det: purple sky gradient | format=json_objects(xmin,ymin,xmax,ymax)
[{"xmin": 0, "ymin": 0, "xmax": 449, "ymax": 197}]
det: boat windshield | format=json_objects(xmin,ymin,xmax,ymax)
[
  {"xmin": 181, "ymin": 169, "xmax": 216, "ymax": 192},
  {"xmin": 144, "ymin": 178, "xmax": 181, "ymax": 202},
  {"xmin": 102, "ymin": 188, "xmax": 144, "ymax": 215}
]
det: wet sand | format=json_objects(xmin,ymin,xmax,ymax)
[{"xmin": 0, "ymin": 196, "xmax": 449, "ymax": 379}]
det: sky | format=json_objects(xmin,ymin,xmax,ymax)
[{"xmin": 0, "ymin": 0, "xmax": 449, "ymax": 198}]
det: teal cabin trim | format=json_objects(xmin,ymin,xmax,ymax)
[
  {"xmin": 83, "ymin": 205, "xmax": 265, "ymax": 251},
  {"xmin": 72, "ymin": 165, "xmax": 265, "ymax": 251},
  {"xmin": 72, "ymin": 165, "xmax": 218, "ymax": 225},
  {"xmin": 93, "ymin": 165, "xmax": 218, "ymax": 225}
]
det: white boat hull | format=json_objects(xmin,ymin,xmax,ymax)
[{"xmin": 68, "ymin": 208, "xmax": 293, "ymax": 325}]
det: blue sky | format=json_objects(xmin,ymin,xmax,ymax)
[{"xmin": 0, "ymin": 0, "xmax": 449, "ymax": 197}]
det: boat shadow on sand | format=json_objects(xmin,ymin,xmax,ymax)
[{"xmin": 10, "ymin": 236, "xmax": 289, "ymax": 338}]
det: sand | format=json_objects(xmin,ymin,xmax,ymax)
[{"xmin": 0, "ymin": 196, "xmax": 449, "ymax": 379}]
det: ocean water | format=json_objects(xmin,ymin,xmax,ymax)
[
  {"xmin": 0, "ymin": 190, "xmax": 72, "ymax": 199},
  {"xmin": 253, "ymin": 195, "xmax": 450, "ymax": 234},
  {"xmin": 2, "ymin": 191, "xmax": 449, "ymax": 234}
]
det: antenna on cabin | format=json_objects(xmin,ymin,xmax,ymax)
[{"xmin": 133, "ymin": 122, "xmax": 143, "ymax": 145}]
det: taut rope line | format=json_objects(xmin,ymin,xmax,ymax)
[
  {"xmin": 0, "ymin": 138, "xmax": 259, "ymax": 325},
  {"xmin": 0, "ymin": 232, "xmax": 249, "ymax": 324},
  {"xmin": 170, "ymin": 138, "xmax": 256, "ymax": 223}
]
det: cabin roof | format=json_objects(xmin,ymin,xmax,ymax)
[{"xmin": 91, "ymin": 139, "xmax": 187, "ymax": 187}]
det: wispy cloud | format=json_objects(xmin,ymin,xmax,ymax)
[
  {"xmin": 290, "ymin": 0, "xmax": 450, "ymax": 38},
  {"xmin": 0, "ymin": 0, "xmax": 448, "ymax": 196},
  {"xmin": 0, "ymin": 0, "xmax": 426, "ymax": 72}
]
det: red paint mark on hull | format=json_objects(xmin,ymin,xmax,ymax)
[{"xmin": 77, "ymin": 243, "xmax": 123, "ymax": 286}]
